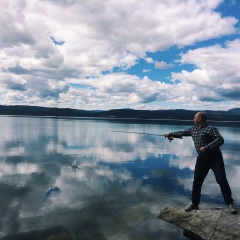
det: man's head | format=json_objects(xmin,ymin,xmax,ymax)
[{"xmin": 194, "ymin": 112, "xmax": 207, "ymax": 125}]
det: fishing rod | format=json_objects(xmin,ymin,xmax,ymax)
[{"xmin": 108, "ymin": 130, "xmax": 182, "ymax": 142}]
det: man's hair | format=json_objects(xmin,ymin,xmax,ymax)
[{"xmin": 197, "ymin": 112, "xmax": 207, "ymax": 122}]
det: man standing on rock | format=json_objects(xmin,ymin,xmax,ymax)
[{"xmin": 164, "ymin": 112, "xmax": 237, "ymax": 214}]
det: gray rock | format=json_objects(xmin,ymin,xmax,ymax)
[{"xmin": 157, "ymin": 207, "xmax": 240, "ymax": 240}]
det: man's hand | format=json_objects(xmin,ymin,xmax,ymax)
[
  {"xmin": 164, "ymin": 133, "xmax": 174, "ymax": 142},
  {"xmin": 164, "ymin": 133, "xmax": 170, "ymax": 138},
  {"xmin": 200, "ymin": 146, "xmax": 206, "ymax": 153}
]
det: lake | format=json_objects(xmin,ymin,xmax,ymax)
[{"xmin": 0, "ymin": 116, "xmax": 239, "ymax": 239}]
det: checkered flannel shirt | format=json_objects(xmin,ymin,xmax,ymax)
[{"xmin": 169, "ymin": 124, "xmax": 224, "ymax": 154}]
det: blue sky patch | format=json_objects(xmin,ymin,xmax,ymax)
[{"xmin": 50, "ymin": 36, "xmax": 65, "ymax": 46}]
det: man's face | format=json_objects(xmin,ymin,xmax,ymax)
[{"xmin": 194, "ymin": 113, "xmax": 200, "ymax": 124}]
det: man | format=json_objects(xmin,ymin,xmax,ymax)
[{"xmin": 164, "ymin": 112, "xmax": 237, "ymax": 214}]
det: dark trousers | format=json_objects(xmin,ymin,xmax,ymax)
[{"xmin": 191, "ymin": 150, "xmax": 233, "ymax": 206}]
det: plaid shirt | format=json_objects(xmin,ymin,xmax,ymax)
[{"xmin": 169, "ymin": 124, "xmax": 224, "ymax": 154}]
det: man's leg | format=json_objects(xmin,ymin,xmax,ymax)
[
  {"xmin": 191, "ymin": 156, "xmax": 210, "ymax": 206},
  {"xmin": 210, "ymin": 153, "xmax": 233, "ymax": 205}
]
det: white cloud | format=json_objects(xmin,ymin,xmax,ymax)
[
  {"xmin": 0, "ymin": 72, "xmax": 27, "ymax": 91},
  {"xmin": 0, "ymin": 0, "xmax": 239, "ymax": 109},
  {"xmin": 143, "ymin": 69, "xmax": 152, "ymax": 73},
  {"xmin": 171, "ymin": 39, "xmax": 240, "ymax": 102},
  {"xmin": 66, "ymin": 73, "xmax": 174, "ymax": 109},
  {"xmin": 145, "ymin": 57, "xmax": 154, "ymax": 64},
  {"xmin": 155, "ymin": 61, "xmax": 173, "ymax": 69}
]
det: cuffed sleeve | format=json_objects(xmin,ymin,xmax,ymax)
[{"xmin": 169, "ymin": 128, "xmax": 192, "ymax": 138}]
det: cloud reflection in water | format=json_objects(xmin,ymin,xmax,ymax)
[{"xmin": 0, "ymin": 116, "xmax": 239, "ymax": 239}]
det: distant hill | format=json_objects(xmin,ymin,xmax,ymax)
[
  {"xmin": 0, "ymin": 105, "xmax": 240, "ymax": 122},
  {"xmin": 228, "ymin": 108, "xmax": 240, "ymax": 112},
  {"xmin": 0, "ymin": 105, "xmax": 94, "ymax": 117},
  {"xmin": 94, "ymin": 108, "xmax": 240, "ymax": 121}
]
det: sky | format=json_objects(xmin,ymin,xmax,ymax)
[{"xmin": 0, "ymin": 0, "xmax": 240, "ymax": 111}]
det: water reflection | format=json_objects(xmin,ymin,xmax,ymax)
[{"xmin": 0, "ymin": 116, "xmax": 239, "ymax": 239}]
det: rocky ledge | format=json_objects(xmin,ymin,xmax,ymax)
[{"xmin": 157, "ymin": 207, "xmax": 240, "ymax": 240}]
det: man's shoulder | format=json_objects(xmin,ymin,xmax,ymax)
[
  {"xmin": 201, "ymin": 123, "xmax": 211, "ymax": 127},
  {"xmin": 185, "ymin": 125, "xmax": 195, "ymax": 130},
  {"xmin": 203, "ymin": 124, "xmax": 218, "ymax": 131}
]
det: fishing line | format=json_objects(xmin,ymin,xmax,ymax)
[{"xmin": 104, "ymin": 130, "xmax": 182, "ymax": 142}]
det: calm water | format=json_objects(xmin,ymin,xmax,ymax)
[{"xmin": 0, "ymin": 116, "xmax": 239, "ymax": 240}]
